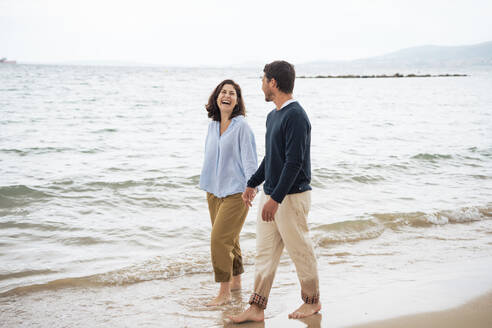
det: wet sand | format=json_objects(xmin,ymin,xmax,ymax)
[
  {"xmin": 349, "ymin": 291, "xmax": 492, "ymax": 328},
  {"xmin": 224, "ymin": 291, "xmax": 492, "ymax": 328},
  {"xmin": 2, "ymin": 256, "xmax": 492, "ymax": 327},
  {"xmin": 222, "ymin": 257, "xmax": 492, "ymax": 328}
]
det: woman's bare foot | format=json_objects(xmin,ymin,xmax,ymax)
[
  {"xmin": 288, "ymin": 302, "xmax": 321, "ymax": 319},
  {"xmin": 206, "ymin": 292, "xmax": 231, "ymax": 306},
  {"xmin": 206, "ymin": 281, "xmax": 231, "ymax": 306},
  {"xmin": 229, "ymin": 304, "xmax": 264, "ymax": 323},
  {"xmin": 230, "ymin": 275, "xmax": 241, "ymax": 291}
]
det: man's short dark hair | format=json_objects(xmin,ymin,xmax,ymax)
[{"xmin": 263, "ymin": 60, "xmax": 296, "ymax": 94}]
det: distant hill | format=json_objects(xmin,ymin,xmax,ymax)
[
  {"xmin": 361, "ymin": 41, "xmax": 492, "ymax": 66},
  {"xmin": 299, "ymin": 41, "xmax": 492, "ymax": 74}
]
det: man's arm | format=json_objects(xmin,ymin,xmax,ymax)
[
  {"xmin": 242, "ymin": 158, "xmax": 265, "ymax": 207},
  {"xmin": 261, "ymin": 111, "xmax": 310, "ymax": 221},
  {"xmin": 247, "ymin": 157, "xmax": 265, "ymax": 189},
  {"xmin": 270, "ymin": 112, "xmax": 309, "ymax": 204}
]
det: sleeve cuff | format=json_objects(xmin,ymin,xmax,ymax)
[
  {"xmin": 247, "ymin": 180, "xmax": 258, "ymax": 188},
  {"xmin": 270, "ymin": 192, "xmax": 285, "ymax": 204}
]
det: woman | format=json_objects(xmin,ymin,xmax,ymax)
[{"xmin": 199, "ymin": 79, "xmax": 258, "ymax": 306}]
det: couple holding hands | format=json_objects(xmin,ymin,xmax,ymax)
[{"xmin": 199, "ymin": 60, "xmax": 320, "ymax": 323}]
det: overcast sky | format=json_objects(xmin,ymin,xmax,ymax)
[{"xmin": 1, "ymin": 0, "xmax": 492, "ymax": 66}]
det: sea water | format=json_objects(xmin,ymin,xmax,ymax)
[{"xmin": 1, "ymin": 64, "xmax": 491, "ymax": 327}]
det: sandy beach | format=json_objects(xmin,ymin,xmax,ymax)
[
  {"xmin": 349, "ymin": 291, "xmax": 492, "ymax": 328},
  {"xmin": 221, "ymin": 256, "xmax": 492, "ymax": 328},
  {"xmin": 233, "ymin": 290, "xmax": 492, "ymax": 328},
  {"xmin": 3, "ymin": 253, "xmax": 491, "ymax": 327}
]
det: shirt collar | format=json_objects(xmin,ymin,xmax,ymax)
[
  {"xmin": 279, "ymin": 99, "xmax": 297, "ymax": 110},
  {"xmin": 231, "ymin": 115, "xmax": 243, "ymax": 122},
  {"xmin": 216, "ymin": 115, "xmax": 242, "ymax": 129}
]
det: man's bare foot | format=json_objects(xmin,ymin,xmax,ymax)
[
  {"xmin": 206, "ymin": 292, "xmax": 231, "ymax": 306},
  {"xmin": 230, "ymin": 275, "xmax": 241, "ymax": 291},
  {"xmin": 229, "ymin": 304, "xmax": 264, "ymax": 323},
  {"xmin": 288, "ymin": 302, "xmax": 321, "ymax": 319}
]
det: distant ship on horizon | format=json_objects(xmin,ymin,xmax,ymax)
[{"xmin": 0, "ymin": 57, "xmax": 16, "ymax": 64}]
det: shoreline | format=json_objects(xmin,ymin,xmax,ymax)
[{"xmin": 1, "ymin": 251, "xmax": 491, "ymax": 327}]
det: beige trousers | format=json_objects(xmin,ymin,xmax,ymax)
[
  {"xmin": 249, "ymin": 191, "xmax": 319, "ymax": 309},
  {"xmin": 207, "ymin": 192, "xmax": 248, "ymax": 282}
]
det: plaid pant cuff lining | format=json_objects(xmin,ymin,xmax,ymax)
[
  {"xmin": 302, "ymin": 293, "xmax": 320, "ymax": 304},
  {"xmin": 249, "ymin": 293, "xmax": 268, "ymax": 309}
]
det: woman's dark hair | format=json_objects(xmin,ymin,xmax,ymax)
[
  {"xmin": 263, "ymin": 60, "xmax": 296, "ymax": 94},
  {"xmin": 205, "ymin": 79, "xmax": 246, "ymax": 121}
]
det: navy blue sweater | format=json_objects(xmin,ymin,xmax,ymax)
[{"xmin": 247, "ymin": 101, "xmax": 311, "ymax": 203}]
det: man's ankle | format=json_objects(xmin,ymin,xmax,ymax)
[{"xmin": 250, "ymin": 304, "xmax": 264, "ymax": 312}]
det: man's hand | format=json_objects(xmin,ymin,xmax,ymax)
[
  {"xmin": 242, "ymin": 187, "xmax": 257, "ymax": 207},
  {"xmin": 262, "ymin": 198, "xmax": 279, "ymax": 222}
]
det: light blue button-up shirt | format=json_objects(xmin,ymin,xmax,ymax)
[{"xmin": 199, "ymin": 115, "xmax": 258, "ymax": 198}]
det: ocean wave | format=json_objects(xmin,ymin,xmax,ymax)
[
  {"xmin": 311, "ymin": 205, "xmax": 491, "ymax": 246},
  {"xmin": 312, "ymin": 168, "xmax": 386, "ymax": 186},
  {"xmin": 59, "ymin": 236, "xmax": 110, "ymax": 246},
  {"xmin": 0, "ymin": 220, "xmax": 82, "ymax": 232},
  {"xmin": 0, "ymin": 185, "xmax": 49, "ymax": 198},
  {"xmin": 0, "ymin": 147, "xmax": 73, "ymax": 156},
  {"xmin": 373, "ymin": 205, "xmax": 491, "ymax": 228},
  {"xmin": 92, "ymin": 128, "xmax": 118, "ymax": 133},
  {"xmin": 471, "ymin": 174, "xmax": 491, "ymax": 180},
  {"xmin": 84, "ymin": 175, "xmax": 199, "ymax": 191},
  {"xmin": 312, "ymin": 219, "xmax": 384, "ymax": 246},
  {"xmin": 86, "ymin": 180, "xmax": 143, "ymax": 189},
  {"xmin": 0, "ymin": 178, "xmax": 201, "ymax": 211},
  {"xmin": 0, "ymin": 269, "xmax": 59, "ymax": 282},
  {"xmin": 0, "ymin": 148, "xmax": 28, "ymax": 156},
  {"xmin": 425, "ymin": 207, "xmax": 490, "ymax": 225},
  {"xmin": 80, "ymin": 148, "xmax": 104, "ymax": 154},
  {"xmin": 0, "ymin": 185, "xmax": 52, "ymax": 209},
  {"xmin": 350, "ymin": 175, "xmax": 386, "ymax": 183},
  {"xmin": 411, "ymin": 153, "xmax": 453, "ymax": 161},
  {"xmin": 468, "ymin": 147, "xmax": 492, "ymax": 158},
  {"xmin": 0, "ymin": 254, "xmax": 214, "ymax": 297}
]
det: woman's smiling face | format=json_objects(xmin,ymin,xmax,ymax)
[{"xmin": 216, "ymin": 84, "xmax": 238, "ymax": 114}]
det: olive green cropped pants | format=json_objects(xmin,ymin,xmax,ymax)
[{"xmin": 207, "ymin": 192, "xmax": 249, "ymax": 282}]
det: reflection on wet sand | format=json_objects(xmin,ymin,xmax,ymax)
[{"xmin": 224, "ymin": 310, "xmax": 321, "ymax": 328}]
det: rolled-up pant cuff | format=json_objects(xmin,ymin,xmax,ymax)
[
  {"xmin": 302, "ymin": 292, "xmax": 320, "ymax": 304},
  {"xmin": 232, "ymin": 256, "xmax": 244, "ymax": 276},
  {"xmin": 214, "ymin": 271, "xmax": 231, "ymax": 283},
  {"xmin": 233, "ymin": 266, "xmax": 244, "ymax": 276},
  {"xmin": 249, "ymin": 293, "xmax": 268, "ymax": 309}
]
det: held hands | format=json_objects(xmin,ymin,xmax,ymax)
[
  {"xmin": 242, "ymin": 187, "xmax": 257, "ymax": 207},
  {"xmin": 262, "ymin": 198, "xmax": 279, "ymax": 222},
  {"xmin": 242, "ymin": 188, "xmax": 279, "ymax": 221}
]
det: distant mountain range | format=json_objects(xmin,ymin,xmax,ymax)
[
  {"xmin": 359, "ymin": 41, "xmax": 492, "ymax": 65},
  {"xmin": 17, "ymin": 40, "xmax": 492, "ymax": 72},
  {"xmin": 299, "ymin": 41, "xmax": 492, "ymax": 74}
]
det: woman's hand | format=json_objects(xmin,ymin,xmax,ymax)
[{"xmin": 242, "ymin": 187, "xmax": 257, "ymax": 207}]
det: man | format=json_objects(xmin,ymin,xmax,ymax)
[{"xmin": 231, "ymin": 60, "xmax": 320, "ymax": 323}]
